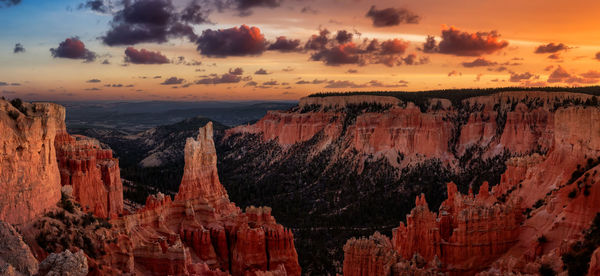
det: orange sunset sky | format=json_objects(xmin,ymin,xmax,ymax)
[{"xmin": 1, "ymin": 0, "xmax": 600, "ymax": 101}]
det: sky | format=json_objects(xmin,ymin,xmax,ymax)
[{"xmin": 1, "ymin": 0, "xmax": 600, "ymax": 101}]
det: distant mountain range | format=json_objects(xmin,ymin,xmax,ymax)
[{"xmin": 59, "ymin": 100, "xmax": 296, "ymax": 132}]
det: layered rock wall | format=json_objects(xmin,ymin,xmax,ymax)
[
  {"xmin": 55, "ymin": 133, "xmax": 124, "ymax": 218},
  {"xmin": 0, "ymin": 99, "xmax": 64, "ymax": 224}
]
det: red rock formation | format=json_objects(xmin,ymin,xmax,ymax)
[
  {"xmin": 351, "ymin": 103, "xmax": 454, "ymax": 161},
  {"xmin": 344, "ymin": 182, "xmax": 521, "ymax": 275},
  {"xmin": 175, "ymin": 122, "xmax": 237, "ymax": 215},
  {"xmin": 589, "ymin": 247, "xmax": 600, "ymax": 276},
  {"xmin": 106, "ymin": 123, "xmax": 301, "ymax": 276},
  {"xmin": 55, "ymin": 133, "xmax": 124, "ymax": 218},
  {"xmin": 0, "ymin": 99, "xmax": 64, "ymax": 224},
  {"xmin": 343, "ymin": 232, "xmax": 397, "ymax": 276}
]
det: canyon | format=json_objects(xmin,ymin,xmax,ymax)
[
  {"xmin": 222, "ymin": 91, "xmax": 600, "ymax": 275},
  {"xmin": 1, "ymin": 89, "xmax": 600, "ymax": 275},
  {"xmin": 0, "ymin": 98, "xmax": 300, "ymax": 275}
]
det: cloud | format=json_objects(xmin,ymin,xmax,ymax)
[
  {"xmin": 195, "ymin": 71, "xmax": 243, "ymax": 85},
  {"xmin": 462, "ymin": 57, "xmax": 497, "ymax": 67},
  {"xmin": 232, "ymin": 0, "xmax": 281, "ymax": 15},
  {"xmin": 424, "ymin": 26, "xmax": 508, "ymax": 56},
  {"xmin": 365, "ymin": 5, "xmax": 420, "ymax": 27},
  {"xmin": 305, "ymin": 29, "xmax": 413, "ymax": 67},
  {"xmin": 85, "ymin": 87, "xmax": 102, "ymax": 91},
  {"xmin": 78, "ymin": 0, "xmax": 110, "ymax": 13},
  {"xmin": 401, "ymin": 54, "xmax": 429, "ymax": 65},
  {"xmin": 263, "ymin": 80, "xmax": 278, "ymax": 86},
  {"xmin": 102, "ymin": 59, "xmax": 110, "ymax": 64},
  {"xmin": 124, "ymin": 47, "xmax": 169, "ymax": 64},
  {"xmin": 335, "ymin": 30, "xmax": 353, "ymax": 44},
  {"xmin": 105, "ymin": 84, "xmax": 124, "ymax": 87},
  {"xmin": 296, "ymin": 79, "xmax": 327, "ymax": 85},
  {"xmin": 229, "ymin": 67, "xmax": 244, "ymax": 75},
  {"xmin": 50, "ymin": 37, "xmax": 97, "ymax": 62},
  {"xmin": 580, "ymin": 70, "xmax": 600, "ymax": 79},
  {"xmin": 282, "ymin": 66, "xmax": 294, "ymax": 72},
  {"xmin": 0, "ymin": 0, "xmax": 20, "ymax": 8},
  {"xmin": 547, "ymin": 53, "xmax": 561, "ymax": 60},
  {"xmin": 161, "ymin": 77, "xmax": 185, "ymax": 85},
  {"xmin": 86, "ymin": 79, "xmax": 101, "ymax": 83},
  {"xmin": 596, "ymin": 52, "xmax": 600, "ymax": 61},
  {"xmin": 548, "ymin": 66, "xmax": 600, "ymax": 84},
  {"xmin": 325, "ymin": 80, "xmax": 366, "ymax": 88},
  {"xmin": 324, "ymin": 79, "xmax": 407, "ymax": 88},
  {"xmin": 509, "ymin": 72, "xmax": 534, "ymax": 82},
  {"xmin": 534, "ymin": 43, "xmax": 570, "ymax": 54},
  {"xmin": 179, "ymin": 2, "xmax": 211, "ymax": 24},
  {"xmin": 13, "ymin": 43, "xmax": 24, "ymax": 53},
  {"xmin": 255, "ymin": 68, "xmax": 269, "ymax": 75},
  {"xmin": 196, "ymin": 25, "xmax": 267, "ymax": 57},
  {"xmin": 300, "ymin": 6, "xmax": 318, "ymax": 14},
  {"xmin": 347, "ymin": 69, "xmax": 358, "ymax": 73},
  {"xmin": 244, "ymin": 81, "xmax": 257, "ymax": 87},
  {"xmin": 268, "ymin": 36, "xmax": 301, "ymax": 52},
  {"xmin": 102, "ymin": 0, "xmax": 199, "ymax": 46},
  {"xmin": 448, "ymin": 70, "xmax": 462, "ymax": 77}
]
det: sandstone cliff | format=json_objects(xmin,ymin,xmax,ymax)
[
  {"xmin": 0, "ymin": 99, "xmax": 64, "ymax": 225},
  {"xmin": 107, "ymin": 122, "xmax": 301, "ymax": 275},
  {"xmin": 223, "ymin": 91, "xmax": 600, "ymax": 275},
  {"xmin": 55, "ymin": 133, "xmax": 124, "ymax": 218}
]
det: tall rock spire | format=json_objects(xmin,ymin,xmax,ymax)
[{"xmin": 175, "ymin": 122, "xmax": 235, "ymax": 213}]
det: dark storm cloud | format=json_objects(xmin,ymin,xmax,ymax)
[
  {"xmin": 79, "ymin": 0, "xmax": 110, "ymax": 13},
  {"xmin": 161, "ymin": 77, "xmax": 185, "ymax": 85},
  {"xmin": 180, "ymin": 2, "xmax": 211, "ymax": 24},
  {"xmin": 102, "ymin": 0, "xmax": 200, "ymax": 46},
  {"xmin": 86, "ymin": 79, "xmax": 101, "ymax": 83},
  {"xmin": 267, "ymin": 36, "xmax": 301, "ymax": 52},
  {"xmin": 13, "ymin": 43, "xmax": 25, "ymax": 53},
  {"xmin": 196, "ymin": 25, "xmax": 267, "ymax": 57},
  {"xmin": 423, "ymin": 26, "xmax": 508, "ymax": 56},
  {"xmin": 50, "ymin": 37, "xmax": 97, "ymax": 62},
  {"xmin": 0, "ymin": 0, "xmax": 20, "ymax": 8},
  {"xmin": 365, "ymin": 5, "xmax": 420, "ymax": 27},
  {"xmin": 534, "ymin": 43, "xmax": 570, "ymax": 54},
  {"xmin": 462, "ymin": 58, "xmax": 497, "ymax": 67},
  {"xmin": 124, "ymin": 47, "xmax": 170, "ymax": 64},
  {"xmin": 255, "ymin": 68, "xmax": 269, "ymax": 75}
]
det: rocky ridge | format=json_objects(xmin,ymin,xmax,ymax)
[
  {"xmin": 0, "ymin": 99, "xmax": 301, "ymax": 275},
  {"xmin": 223, "ymin": 91, "xmax": 600, "ymax": 274}
]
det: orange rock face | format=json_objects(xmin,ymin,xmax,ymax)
[
  {"xmin": 55, "ymin": 133, "xmax": 124, "ymax": 218},
  {"xmin": 109, "ymin": 122, "xmax": 301, "ymax": 276},
  {"xmin": 387, "ymin": 182, "xmax": 522, "ymax": 274},
  {"xmin": 0, "ymin": 99, "xmax": 64, "ymax": 224}
]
